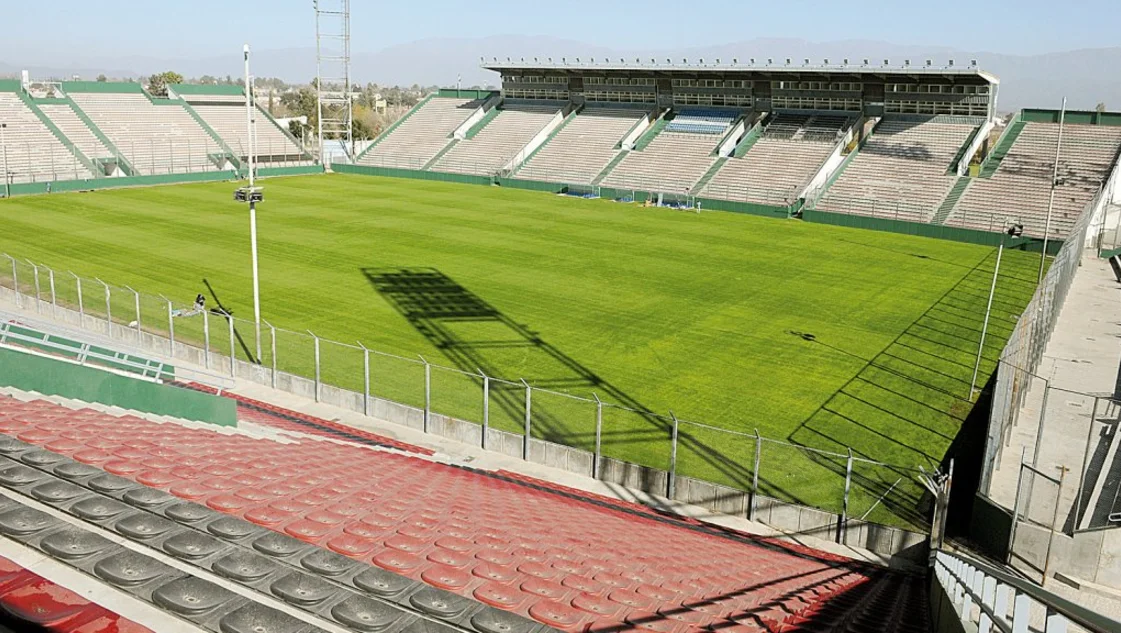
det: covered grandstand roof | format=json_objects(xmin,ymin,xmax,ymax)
[{"xmin": 481, "ymin": 59, "xmax": 999, "ymax": 84}]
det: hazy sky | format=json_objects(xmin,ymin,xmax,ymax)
[{"xmin": 2, "ymin": 0, "xmax": 1117, "ymax": 63}]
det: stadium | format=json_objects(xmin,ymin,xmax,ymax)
[{"xmin": 0, "ymin": 4, "xmax": 1120, "ymax": 632}]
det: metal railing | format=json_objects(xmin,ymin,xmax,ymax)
[
  {"xmin": 0, "ymin": 317, "xmax": 234, "ymax": 392},
  {"xmin": 983, "ymin": 199, "xmax": 1094, "ymax": 495},
  {"xmin": 0, "ymin": 255, "xmax": 935, "ymax": 533},
  {"xmin": 932, "ymin": 550, "xmax": 1121, "ymax": 633}
]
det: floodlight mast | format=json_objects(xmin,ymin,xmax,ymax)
[{"xmin": 245, "ymin": 43, "xmax": 262, "ymax": 363}]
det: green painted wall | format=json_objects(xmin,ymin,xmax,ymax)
[
  {"xmin": 0, "ymin": 347, "xmax": 235, "ymax": 427},
  {"xmin": 802, "ymin": 209, "xmax": 1062, "ymax": 254},
  {"xmin": 1021, "ymin": 108, "xmax": 1121, "ymax": 126},
  {"xmin": 169, "ymin": 83, "xmax": 245, "ymax": 96},
  {"xmin": 2, "ymin": 170, "xmax": 238, "ymax": 198},
  {"xmin": 62, "ymin": 81, "xmax": 145, "ymax": 94},
  {"xmin": 437, "ymin": 89, "xmax": 497, "ymax": 100},
  {"xmin": 333, "ymin": 162, "xmax": 493, "ymax": 185}
]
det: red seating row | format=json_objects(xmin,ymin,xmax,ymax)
[
  {"xmin": 176, "ymin": 382, "xmax": 432, "ymax": 455},
  {"xmin": 0, "ymin": 396, "xmax": 923, "ymax": 632},
  {"xmin": 0, "ymin": 554, "xmax": 152, "ymax": 632}
]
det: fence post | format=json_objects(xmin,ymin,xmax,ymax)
[
  {"xmin": 268, "ymin": 322, "xmax": 277, "ymax": 389},
  {"xmin": 47, "ymin": 268, "xmax": 56, "ymax": 318},
  {"xmin": 125, "ymin": 285, "xmax": 140, "ymax": 343},
  {"xmin": 358, "ymin": 342, "xmax": 370, "ymax": 416},
  {"xmin": 1074, "ymin": 397, "xmax": 1101, "ymax": 531},
  {"xmin": 839, "ymin": 448, "xmax": 853, "ymax": 543},
  {"xmin": 203, "ymin": 309, "xmax": 210, "ymax": 369},
  {"xmin": 414, "ymin": 355, "xmax": 430, "ymax": 431},
  {"xmin": 593, "ymin": 393, "xmax": 603, "ymax": 479},
  {"xmin": 228, "ymin": 316, "xmax": 236, "ymax": 377},
  {"xmin": 479, "ymin": 368, "xmax": 489, "ymax": 450},
  {"xmin": 309, "ymin": 331, "xmax": 321, "ymax": 402},
  {"xmin": 751, "ymin": 429, "xmax": 761, "ymax": 520},
  {"xmin": 522, "ymin": 379, "xmax": 531, "ymax": 460},
  {"xmin": 668, "ymin": 411, "xmax": 679, "ymax": 500},
  {"xmin": 161, "ymin": 295, "xmax": 174, "ymax": 357},
  {"xmin": 26, "ymin": 260, "xmax": 41, "ymax": 313},
  {"xmin": 3, "ymin": 255, "xmax": 19, "ymax": 308},
  {"xmin": 70, "ymin": 273, "xmax": 83, "ymax": 325},
  {"xmin": 96, "ymin": 279, "xmax": 111, "ymax": 334}
]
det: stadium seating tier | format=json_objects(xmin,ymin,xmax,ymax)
[
  {"xmin": 0, "ymin": 393, "xmax": 931, "ymax": 633},
  {"xmin": 0, "ymin": 94, "xmax": 92, "ymax": 183},
  {"xmin": 359, "ymin": 97, "xmax": 487, "ymax": 170},
  {"xmin": 815, "ymin": 117, "xmax": 982, "ymax": 223},
  {"xmin": 516, "ymin": 108, "xmax": 646, "ymax": 185},
  {"xmin": 69, "ymin": 92, "xmax": 225, "ymax": 176},
  {"xmin": 947, "ymin": 122, "xmax": 1121, "ymax": 237}
]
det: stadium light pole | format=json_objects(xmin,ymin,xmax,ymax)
[
  {"xmin": 0, "ymin": 123, "xmax": 9, "ymax": 199},
  {"xmin": 245, "ymin": 44, "xmax": 262, "ymax": 362},
  {"xmin": 970, "ymin": 222, "xmax": 1024, "ymax": 399},
  {"xmin": 1039, "ymin": 97, "xmax": 1067, "ymax": 283}
]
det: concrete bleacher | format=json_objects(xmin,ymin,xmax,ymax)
[
  {"xmin": 359, "ymin": 96, "xmax": 484, "ymax": 169},
  {"xmin": 0, "ymin": 94, "xmax": 92, "ymax": 184},
  {"xmin": 431, "ymin": 102, "xmax": 563, "ymax": 176},
  {"xmin": 702, "ymin": 113, "xmax": 851, "ymax": 205},
  {"xmin": 0, "ymin": 387, "xmax": 933, "ymax": 633},
  {"xmin": 184, "ymin": 93, "xmax": 310, "ymax": 165},
  {"xmin": 69, "ymin": 92, "xmax": 224, "ymax": 176},
  {"xmin": 37, "ymin": 103, "xmax": 113, "ymax": 161},
  {"xmin": 947, "ymin": 122, "xmax": 1121, "ymax": 237},
  {"xmin": 600, "ymin": 110, "xmax": 735, "ymax": 194},
  {"xmin": 515, "ymin": 107, "xmax": 645, "ymax": 184},
  {"xmin": 601, "ymin": 131, "xmax": 722, "ymax": 194},
  {"xmin": 816, "ymin": 116, "xmax": 981, "ymax": 223}
]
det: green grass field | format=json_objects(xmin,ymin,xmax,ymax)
[{"xmin": 0, "ymin": 173, "xmax": 1040, "ymax": 528}]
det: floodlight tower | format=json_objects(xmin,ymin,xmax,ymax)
[
  {"xmin": 314, "ymin": 0, "xmax": 354, "ymax": 165},
  {"xmin": 235, "ymin": 43, "xmax": 264, "ymax": 363}
]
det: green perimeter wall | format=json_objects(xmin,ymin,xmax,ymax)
[
  {"xmin": 0, "ymin": 165, "xmax": 323, "ymax": 198},
  {"xmin": 0, "ymin": 346, "xmax": 235, "ymax": 427},
  {"xmin": 1021, "ymin": 108, "xmax": 1121, "ymax": 126},
  {"xmin": 437, "ymin": 89, "xmax": 497, "ymax": 100},
  {"xmin": 332, "ymin": 163, "xmax": 493, "ymax": 186},
  {"xmin": 169, "ymin": 83, "xmax": 244, "ymax": 96},
  {"xmin": 802, "ymin": 208, "xmax": 1063, "ymax": 254},
  {"xmin": 62, "ymin": 81, "xmax": 145, "ymax": 93}
]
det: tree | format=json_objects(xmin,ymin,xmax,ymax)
[
  {"xmin": 147, "ymin": 71, "xmax": 184, "ymax": 97},
  {"xmin": 96, "ymin": 74, "xmax": 107, "ymax": 83},
  {"xmin": 1097, "ymin": 102, "xmax": 1107, "ymax": 113}
]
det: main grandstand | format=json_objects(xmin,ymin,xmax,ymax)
[{"xmin": 1, "ymin": 50, "xmax": 1121, "ymax": 633}]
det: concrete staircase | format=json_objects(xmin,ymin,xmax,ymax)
[
  {"xmin": 931, "ymin": 176, "xmax": 972, "ymax": 224},
  {"xmin": 979, "ymin": 121, "xmax": 1026, "ymax": 178}
]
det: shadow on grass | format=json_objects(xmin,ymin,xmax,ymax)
[
  {"xmin": 785, "ymin": 247, "xmax": 1039, "ymax": 529},
  {"xmin": 363, "ymin": 267, "xmax": 784, "ymax": 500}
]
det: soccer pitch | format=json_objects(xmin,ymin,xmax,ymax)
[{"xmin": 0, "ymin": 173, "xmax": 1039, "ymax": 528}]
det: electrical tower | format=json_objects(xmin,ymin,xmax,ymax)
[{"xmin": 314, "ymin": 0, "xmax": 353, "ymax": 166}]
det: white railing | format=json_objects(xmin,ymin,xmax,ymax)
[{"xmin": 933, "ymin": 550, "xmax": 1121, "ymax": 633}]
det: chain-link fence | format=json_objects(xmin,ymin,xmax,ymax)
[
  {"xmin": 0, "ymin": 257, "xmax": 936, "ymax": 535},
  {"xmin": 983, "ymin": 198, "xmax": 1093, "ymax": 493}
]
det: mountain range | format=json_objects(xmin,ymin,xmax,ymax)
[{"xmin": 3, "ymin": 36, "xmax": 1118, "ymax": 112}]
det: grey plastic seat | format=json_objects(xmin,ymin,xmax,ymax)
[
  {"xmin": 153, "ymin": 576, "xmax": 239, "ymax": 618},
  {"xmin": 40, "ymin": 527, "xmax": 117, "ymax": 562}
]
